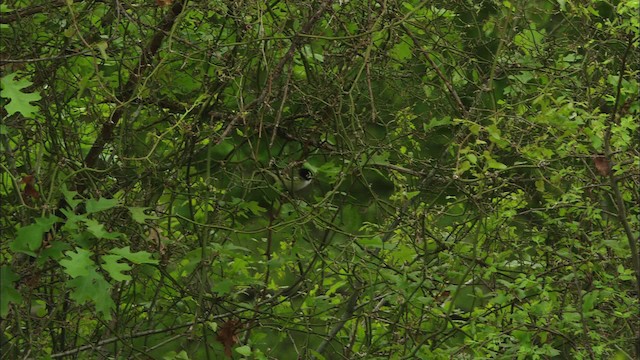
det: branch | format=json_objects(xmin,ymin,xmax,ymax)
[
  {"xmin": 82, "ymin": 1, "xmax": 184, "ymax": 171},
  {"xmin": 50, "ymin": 323, "xmax": 194, "ymax": 358},
  {"xmin": 402, "ymin": 25, "xmax": 469, "ymax": 119},
  {"xmin": 0, "ymin": 1, "xmax": 65, "ymax": 24},
  {"xmin": 601, "ymin": 34, "xmax": 640, "ymax": 356},
  {"xmin": 211, "ymin": 1, "xmax": 334, "ymax": 145},
  {"xmin": 314, "ymin": 283, "xmax": 362, "ymax": 357},
  {"xmin": 44, "ymin": 2, "xmax": 185, "ymax": 255},
  {"xmin": 313, "ymin": 160, "xmax": 441, "ymax": 357},
  {"xmin": 247, "ymin": 1, "xmax": 334, "ymax": 109}
]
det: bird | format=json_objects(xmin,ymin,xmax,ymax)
[
  {"xmin": 263, "ymin": 166, "xmax": 314, "ymax": 192},
  {"xmin": 280, "ymin": 167, "xmax": 314, "ymax": 192}
]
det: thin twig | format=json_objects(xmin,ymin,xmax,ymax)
[{"xmin": 402, "ymin": 25, "xmax": 469, "ymax": 119}]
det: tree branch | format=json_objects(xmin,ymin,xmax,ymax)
[
  {"xmin": 402, "ymin": 25, "xmax": 469, "ymax": 119},
  {"xmin": 601, "ymin": 34, "xmax": 640, "ymax": 357},
  {"xmin": 82, "ymin": 1, "xmax": 185, "ymax": 171},
  {"xmin": 0, "ymin": 1, "xmax": 65, "ymax": 24}
]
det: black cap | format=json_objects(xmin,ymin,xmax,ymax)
[{"xmin": 298, "ymin": 168, "xmax": 313, "ymax": 181}]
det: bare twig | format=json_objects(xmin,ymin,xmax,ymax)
[
  {"xmin": 0, "ymin": 1, "xmax": 65, "ymax": 24},
  {"xmin": 50, "ymin": 323, "xmax": 194, "ymax": 358},
  {"xmin": 83, "ymin": 1, "xmax": 185, "ymax": 171},
  {"xmin": 402, "ymin": 25, "xmax": 469, "ymax": 119}
]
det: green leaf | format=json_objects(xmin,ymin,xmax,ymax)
[
  {"xmin": 60, "ymin": 248, "xmax": 95, "ymax": 278},
  {"xmin": 67, "ymin": 273, "xmax": 98, "ymax": 303},
  {"xmin": 39, "ymin": 241, "xmax": 72, "ymax": 263},
  {"xmin": 487, "ymin": 159, "xmax": 507, "ymax": 170},
  {"xmin": 86, "ymin": 197, "xmax": 119, "ymax": 213},
  {"xmin": 163, "ymin": 350, "xmax": 191, "ymax": 360},
  {"xmin": 424, "ymin": 116, "xmax": 452, "ymax": 131},
  {"xmin": 302, "ymin": 45, "xmax": 324, "ymax": 63},
  {"xmin": 128, "ymin": 207, "xmax": 158, "ymax": 223},
  {"xmin": 93, "ymin": 275, "xmax": 116, "ymax": 320},
  {"xmin": 61, "ymin": 249, "xmax": 118, "ymax": 320},
  {"xmin": 60, "ymin": 208, "xmax": 83, "ymax": 231},
  {"xmin": 316, "ymin": 161, "xmax": 341, "ymax": 183},
  {"xmin": 357, "ymin": 236, "xmax": 386, "ymax": 249},
  {"xmin": 510, "ymin": 71, "xmax": 534, "ymax": 84},
  {"xmin": 102, "ymin": 254, "xmax": 133, "ymax": 281},
  {"xmin": 12, "ymin": 225, "xmax": 44, "ymax": 257},
  {"xmin": 0, "ymin": 266, "xmax": 23, "ymax": 317},
  {"xmin": 245, "ymin": 201, "xmax": 267, "ymax": 215},
  {"xmin": 487, "ymin": 158, "xmax": 508, "ymax": 170},
  {"xmin": 235, "ymin": 345, "xmax": 252, "ymax": 356},
  {"xmin": 326, "ymin": 280, "xmax": 347, "ymax": 296},
  {"xmin": 67, "ymin": 271, "xmax": 115, "ymax": 320},
  {"xmin": 582, "ymin": 291, "xmax": 598, "ymax": 312},
  {"xmin": 389, "ymin": 40, "xmax": 412, "ymax": 61},
  {"xmin": 557, "ymin": 0, "xmax": 566, "ymax": 11},
  {"xmin": 83, "ymin": 218, "xmax": 123, "ymax": 240},
  {"xmin": 457, "ymin": 160, "xmax": 471, "ymax": 175},
  {"xmin": 110, "ymin": 246, "xmax": 158, "ymax": 265},
  {"xmin": 361, "ymin": 151, "xmax": 390, "ymax": 166},
  {"xmin": 406, "ymin": 191, "xmax": 420, "ymax": 200},
  {"xmin": 61, "ymin": 185, "xmax": 82, "ymax": 209},
  {"xmin": 11, "ymin": 215, "xmax": 60, "ymax": 256},
  {"xmin": 0, "ymin": 72, "xmax": 41, "ymax": 118},
  {"xmin": 308, "ymin": 350, "xmax": 327, "ymax": 360},
  {"xmin": 95, "ymin": 41, "xmax": 108, "ymax": 60},
  {"xmin": 212, "ymin": 279, "xmax": 234, "ymax": 295}
]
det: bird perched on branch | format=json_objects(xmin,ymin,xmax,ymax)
[{"xmin": 263, "ymin": 166, "xmax": 314, "ymax": 192}]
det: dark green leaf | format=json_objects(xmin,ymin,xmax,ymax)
[
  {"xmin": 86, "ymin": 197, "xmax": 119, "ymax": 214},
  {"xmin": 110, "ymin": 246, "xmax": 158, "ymax": 265},
  {"xmin": 0, "ymin": 266, "xmax": 23, "ymax": 317}
]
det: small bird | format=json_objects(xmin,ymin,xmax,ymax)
[
  {"xmin": 264, "ymin": 166, "xmax": 314, "ymax": 192},
  {"xmin": 280, "ymin": 167, "xmax": 314, "ymax": 192}
]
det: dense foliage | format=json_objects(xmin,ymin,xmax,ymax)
[{"xmin": 1, "ymin": 0, "xmax": 638, "ymax": 358}]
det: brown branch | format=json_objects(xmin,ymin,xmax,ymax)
[
  {"xmin": 601, "ymin": 34, "xmax": 640, "ymax": 357},
  {"xmin": 247, "ymin": 1, "xmax": 334, "ymax": 110},
  {"xmin": 314, "ymin": 283, "xmax": 362, "ymax": 357},
  {"xmin": 402, "ymin": 25, "xmax": 469, "ymax": 119},
  {"xmin": 44, "ymin": 2, "xmax": 184, "ymax": 241},
  {"xmin": 82, "ymin": 1, "xmax": 184, "ymax": 172},
  {"xmin": 49, "ymin": 323, "xmax": 194, "ymax": 358},
  {"xmin": 313, "ymin": 148, "xmax": 449, "ymax": 357},
  {"xmin": 0, "ymin": 1, "xmax": 66, "ymax": 24},
  {"xmin": 212, "ymin": 1, "xmax": 334, "ymax": 145}
]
